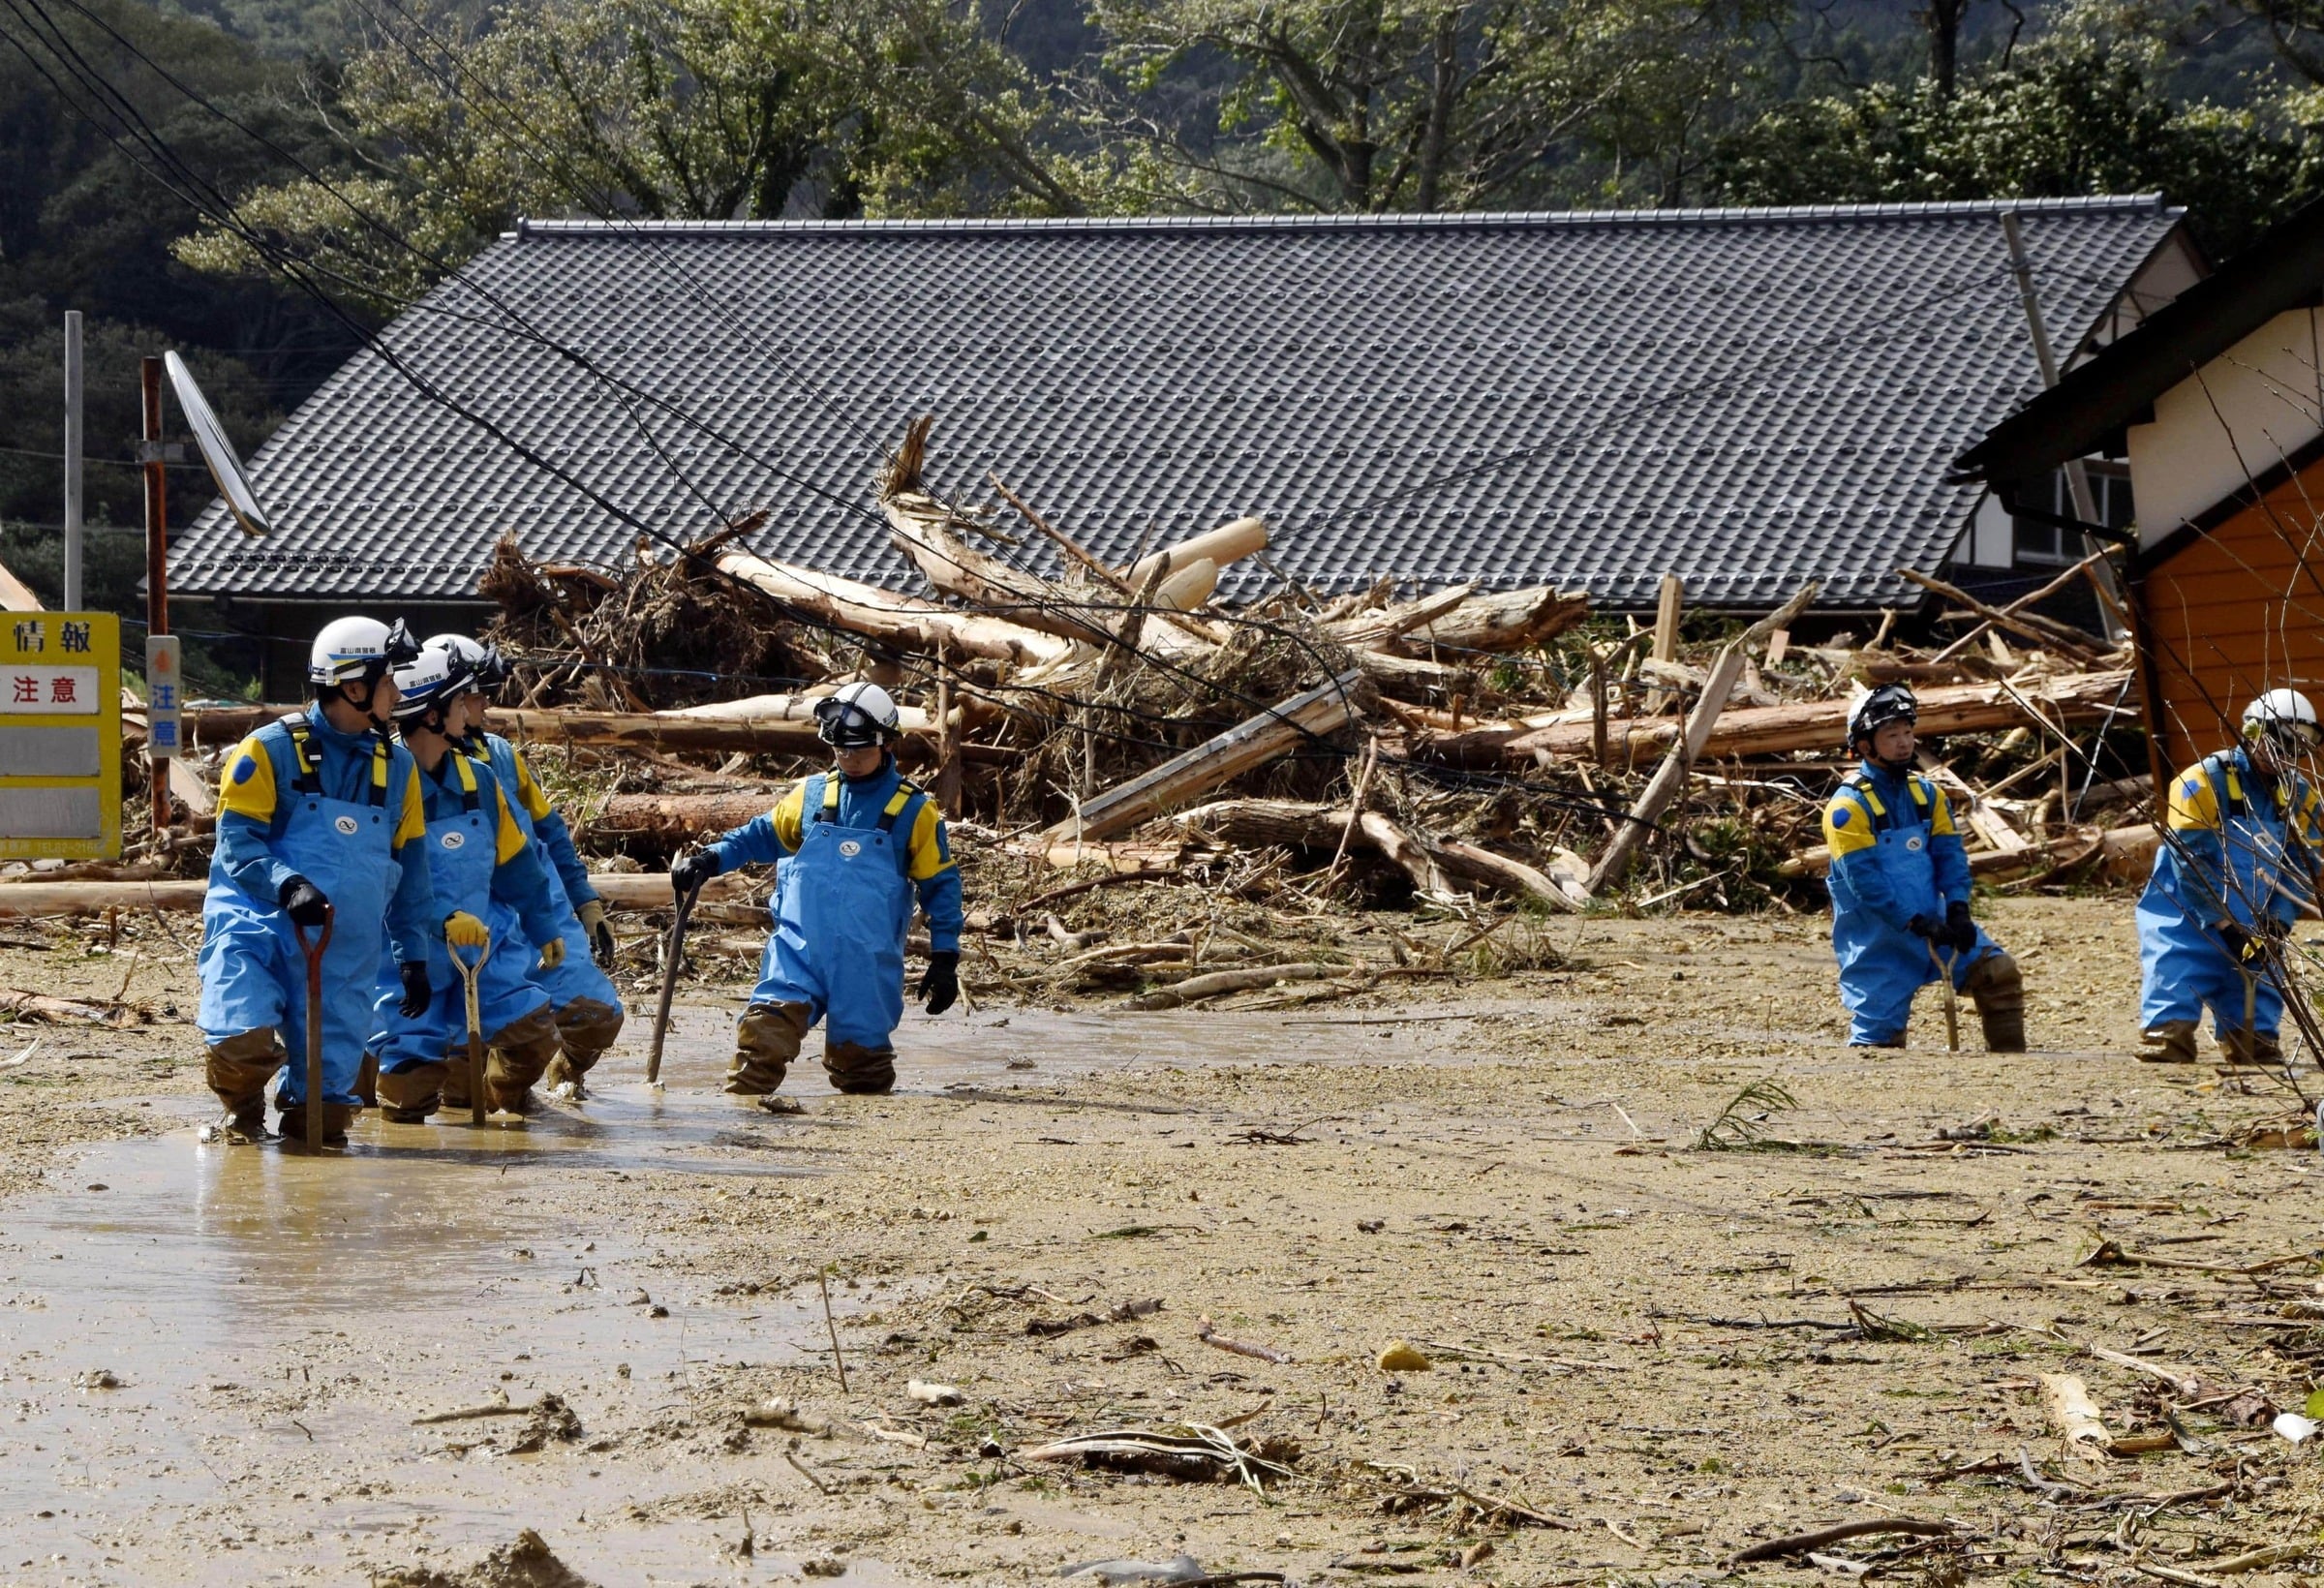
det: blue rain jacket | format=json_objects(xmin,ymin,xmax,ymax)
[
  {"xmin": 475, "ymin": 732, "xmax": 622, "ymax": 1017},
  {"xmin": 704, "ymin": 760, "xmax": 961, "ymax": 1050},
  {"xmin": 2137, "ymin": 747, "xmax": 2321, "ymax": 1037},
  {"xmin": 199, "ymin": 707, "xmax": 433, "ymax": 1106},
  {"xmin": 1823, "ymin": 760, "xmax": 2000, "ymax": 1046}
]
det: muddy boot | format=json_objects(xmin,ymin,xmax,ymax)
[
  {"xmin": 2140, "ymin": 1021, "xmax": 2201, "ymax": 1063},
  {"xmin": 1964, "ymin": 951, "xmax": 2026, "ymax": 1054},
  {"xmin": 354, "ymin": 1049, "xmax": 381, "ymax": 1110},
  {"xmin": 377, "ymin": 1059, "xmax": 449, "ymax": 1123},
  {"xmin": 2216, "ymin": 1027, "xmax": 2284, "ymax": 1067},
  {"xmin": 824, "ymin": 1039, "xmax": 898, "ymax": 1095},
  {"xmin": 726, "ymin": 1001, "xmax": 809, "ymax": 1096},
  {"xmin": 549, "ymin": 998, "xmax": 625, "ymax": 1098},
  {"xmin": 1849, "ymin": 1035, "xmax": 1906, "ymax": 1051},
  {"xmin": 209, "ymin": 1099, "xmax": 271, "ymax": 1144},
  {"xmin": 276, "ymin": 1101, "xmax": 353, "ymax": 1148},
  {"xmin": 485, "ymin": 1004, "xmax": 562, "ymax": 1115},
  {"xmin": 204, "ymin": 1027, "xmax": 286, "ymax": 1139}
]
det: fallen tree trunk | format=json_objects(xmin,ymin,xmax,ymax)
[
  {"xmin": 0, "ymin": 871, "xmax": 749, "ymax": 917},
  {"xmin": 1782, "ymin": 821, "xmax": 2157, "ymax": 883},
  {"xmin": 187, "ymin": 700, "xmax": 972, "ymax": 757},
  {"xmin": 588, "ymin": 790, "xmax": 781, "ymax": 841},
  {"xmin": 1410, "ymin": 585, "xmax": 1590, "ymax": 654},
  {"xmin": 1042, "ymin": 669, "xmax": 1370, "ymax": 845},
  {"xmin": 1450, "ymin": 669, "xmax": 2137, "ymax": 766},
  {"xmin": 1165, "ymin": 796, "xmax": 1581, "ymax": 906},
  {"xmin": 1119, "ymin": 962, "xmax": 1340, "ymax": 1011},
  {"xmin": 716, "ymin": 547, "xmax": 1080, "ymax": 667}
]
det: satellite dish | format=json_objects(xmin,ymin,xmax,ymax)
[{"xmin": 164, "ymin": 351, "xmax": 271, "ymax": 537}]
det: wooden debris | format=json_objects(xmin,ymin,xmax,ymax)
[{"xmin": 1726, "ymin": 1518, "xmax": 1955, "ymax": 1567}]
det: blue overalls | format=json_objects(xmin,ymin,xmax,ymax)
[
  {"xmin": 751, "ymin": 772, "xmax": 930, "ymax": 1052},
  {"xmin": 1826, "ymin": 767, "xmax": 2000, "ymax": 1046},
  {"xmin": 368, "ymin": 750, "xmax": 555, "ymax": 1078},
  {"xmin": 199, "ymin": 717, "xmax": 402, "ymax": 1110},
  {"xmin": 2138, "ymin": 749, "xmax": 2314, "ymax": 1040},
  {"xmin": 477, "ymin": 733, "xmax": 621, "ymax": 1020}
]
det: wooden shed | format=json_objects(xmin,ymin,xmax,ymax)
[{"xmin": 1955, "ymin": 198, "xmax": 2324, "ymax": 773}]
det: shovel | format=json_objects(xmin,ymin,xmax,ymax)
[
  {"xmin": 451, "ymin": 932, "xmax": 491, "ymax": 1126},
  {"xmin": 645, "ymin": 871, "xmax": 704, "ymax": 1087},
  {"xmin": 1927, "ymin": 941, "xmax": 1960, "ymax": 1053},
  {"xmin": 292, "ymin": 904, "xmax": 335, "ymax": 1151}
]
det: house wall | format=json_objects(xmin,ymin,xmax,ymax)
[
  {"xmin": 2136, "ymin": 448, "xmax": 2324, "ymax": 770},
  {"xmin": 2128, "ymin": 308, "xmax": 2324, "ymax": 543}
]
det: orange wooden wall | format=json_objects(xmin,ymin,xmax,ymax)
[{"xmin": 2138, "ymin": 451, "xmax": 2324, "ymax": 771}]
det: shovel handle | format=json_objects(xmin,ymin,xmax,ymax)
[
  {"xmin": 293, "ymin": 905, "xmax": 334, "ymax": 1151},
  {"xmin": 451, "ymin": 934, "xmax": 489, "ymax": 1125},
  {"xmin": 645, "ymin": 875, "xmax": 704, "ymax": 1086}
]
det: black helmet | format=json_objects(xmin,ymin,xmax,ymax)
[{"xmin": 1847, "ymin": 683, "xmax": 1917, "ymax": 751}]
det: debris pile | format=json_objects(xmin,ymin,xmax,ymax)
[{"xmin": 460, "ymin": 418, "xmax": 2149, "ymax": 922}]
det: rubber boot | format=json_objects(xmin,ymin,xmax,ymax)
[
  {"xmin": 376, "ymin": 1059, "xmax": 449, "ymax": 1123},
  {"xmin": 203, "ymin": 1027, "xmax": 285, "ymax": 1143},
  {"xmin": 354, "ymin": 1049, "xmax": 380, "ymax": 1110},
  {"xmin": 547, "ymin": 998, "xmax": 624, "ymax": 1098},
  {"xmin": 825, "ymin": 1039, "xmax": 898, "ymax": 1095},
  {"xmin": 727, "ymin": 1001, "xmax": 809, "ymax": 1097},
  {"xmin": 485, "ymin": 1004, "xmax": 562, "ymax": 1115},
  {"xmin": 2217, "ymin": 1027, "xmax": 2284, "ymax": 1067},
  {"xmin": 1964, "ymin": 951, "xmax": 2026, "ymax": 1054},
  {"xmin": 1849, "ymin": 1035, "xmax": 1906, "ymax": 1051},
  {"xmin": 2140, "ymin": 1021, "xmax": 2200, "ymax": 1063},
  {"xmin": 276, "ymin": 1101, "xmax": 354, "ymax": 1148}
]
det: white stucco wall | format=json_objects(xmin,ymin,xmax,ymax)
[{"xmin": 2128, "ymin": 307, "xmax": 2324, "ymax": 546}]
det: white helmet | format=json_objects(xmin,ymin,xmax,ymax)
[
  {"xmin": 426, "ymin": 632, "xmax": 509, "ymax": 689},
  {"xmin": 388, "ymin": 648, "xmax": 461, "ymax": 722},
  {"xmin": 308, "ymin": 616, "xmax": 418, "ymax": 687},
  {"xmin": 2243, "ymin": 688, "xmax": 2321, "ymax": 750},
  {"xmin": 813, "ymin": 681, "xmax": 902, "ymax": 748}
]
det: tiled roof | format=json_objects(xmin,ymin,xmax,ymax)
[{"xmin": 171, "ymin": 198, "xmax": 2186, "ymax": 612}]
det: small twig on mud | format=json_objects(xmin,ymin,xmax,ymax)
[
  {"xmin": 818, "ymin": 1266, "xmax": 848, "ymax": 1395},
  {"xmin": 785, "ymin": 1445, "xmax": 836, "ymax": 1495},
  {"xmin": 1725, "ymin": 1517, "xmax": 1955, "ymax": 1566},
  {"xmin": 1227, "ymin": 1114, "xmax": 1342, "ymax": 1145},
  {"xmin": 413, "ymin": 1397, "xmax": 530, "ymax": 1424},
  {"xmin": 1411, "ymin": 1339, "xmax": 1627, "ymax": 1372},
  {"xmin": 1198, "ymin": 1316, "xmax": 1292, "ymax": 1363},
  {"xmin": 1697, "ymin": 1078, "xmax": 1798, "ymax": 1149},
  {"xmin": 2016, "ymin": 1446, "xmax": 2080, "ymax": 1499}
]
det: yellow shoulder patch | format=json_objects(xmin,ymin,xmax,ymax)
[
  {"xmin": 2165, "ymin": 762, "xmax": 2223, "ymax": 832},
  {"xmin": 511, "ymin": 748, "xmax": 553, "ymax": 822},
  {"xmin": 771, "ymin": 781, "xmax": 809, "ymax": 853},
  {"xmin": 1823, "ymin": 790, "xmax": 1877, "ymax": 857},
  {"xmin": 218, "ymin": 733, "xmax": 278, "ymax": 823}
]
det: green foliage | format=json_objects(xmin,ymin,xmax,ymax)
[
  {"xmin": 1085, "ymin": 0, "xmax": 1791, "ymax": 210},
  {"xmin": 175, "ymin": 0, "xmax": 1105, "ymax": 306},
  {"xmin": 1711, "ymin": 0, "xmax": 2324, "ymax": 254}
]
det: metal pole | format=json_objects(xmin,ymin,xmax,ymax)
[
  {"xmin": 62, "ymin": 313, "xmax": 81, "ymax": 613},
  {"xmin": 141, "ymin": 355, "xmax": 169, "ymax": 840},
  {"xmin": 1999, "ymin": 211, "xmax": 2125, "ymax": 640}
]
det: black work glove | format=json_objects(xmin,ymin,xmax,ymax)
[
  {"xmin": 1944, "ymin": 901, "xmax": 1976, "ymax": 954},
  {"xmin": 278, "ymin": 875, "xmax": 330, "ymax": 928},
  {"xmin": 669, "ymin": 849, "xmax": 718, "ymax": 901},
  {"xmin": 1906, "ymin": 914, "xmax": 1940, "ymax": 943},
  {"xmin": 917, "ymin": 949, "xmax": 961, "ymax": 1016},
  {"xmin": 397, "ymin": 961, "xmax": 431, "ymax": 1019}
]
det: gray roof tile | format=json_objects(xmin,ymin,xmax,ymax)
[{"xmin": 171, "ymin": 199, "xmax": 2185, "ymax": 612}]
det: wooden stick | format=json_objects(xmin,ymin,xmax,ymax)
[
  {"xmin": 1929, "ymin": 548, "xmax": 2115, "ymax": 662},
  {"xmin": 817, "ymin": 1266, "xmax": 848, "ymax": 1395},
  {"xmin": 1726, "ymin": 1518, "xmax": 1954, "ymax": 1566},
  {"xmin": 1898, "ymin": 567, "xmax": 2106, "ymax": 660},
  {"xmin": 1318, "ymin": 738, "xmax": 1379, "ymax": 897},
  {"xmin": 1590, "ymin": 582, "xmax": 1817, "ymax": 891}
]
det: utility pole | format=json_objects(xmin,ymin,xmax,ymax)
[
  {"xmin": 140, "ymin": 355, "xmax": 169, "ymax": 840},
  {"xmin": 2000, "ymin": 211, "xmax": 2126, "ymax": 640},
  {"xmin": 62, "ymin": 313, "xmax": 82, "ymax": 612}
]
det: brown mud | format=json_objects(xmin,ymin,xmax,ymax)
[{"xmin": 4, "ymin": 896, "xmax": 2324, "ymax": 1585}]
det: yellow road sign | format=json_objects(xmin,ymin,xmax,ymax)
[{"xmin": 0, "ymin": 612, "xmax": 122, "ymax": 859}]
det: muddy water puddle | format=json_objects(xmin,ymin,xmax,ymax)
[{"xmin": 0, "ymin": 1074, "xmax": 879, "ymax": 1582}]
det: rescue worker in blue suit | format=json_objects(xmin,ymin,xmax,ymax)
[
  {"xmin": 1822, "ymin": 684, "xmax": 2026, "ymax": 1051},
  {"xmin": 199, "ymin": 617, "xmax": 438, "ymax": 1146},
  {"xmin": 2137, "ymin": 689, "xmax": 2323, "ymax": 1065},
  {"xmin": 670, "ymin": 681, "xmax": 963, "ymax": 1108},
  {"xmin": 366, "ymin": 646, "xmax": 572, "ymax": 1121},
  {"xmin": 428, "ymin": 634, "xmax": 625, "ymax": 1097}
]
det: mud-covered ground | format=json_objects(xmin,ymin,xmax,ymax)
[{"xmin": 6, "ymin": 894, "xmax": 2324, "ymax": 1586}]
